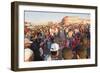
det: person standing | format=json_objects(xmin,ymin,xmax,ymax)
[
  {"xmin": 45, "ymin": 42, "xmax": 61, "ymax": 60},
  {"xmin": 30, "ymin": 37, "xmax": 43, "ymax": 61},
  {"xmin": 24, "ymin": 38, "xmax": 34, "ymax": 62}
]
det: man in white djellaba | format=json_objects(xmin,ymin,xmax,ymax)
[
  {"xmin": 45, "ymin": 42, "xmax": 61, "ymax": 61},
  {"xmin": 24, "ymin": 38, "xmax": 34, "ymax": 62}
]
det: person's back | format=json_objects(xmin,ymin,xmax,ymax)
[{"xmin": 30, "ymin": 39, "xmax": 43, "ymax": 61}]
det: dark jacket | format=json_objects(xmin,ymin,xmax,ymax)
[{"xmin": 30, "ymin": 38, "xmax": 43, "ymax": 61}]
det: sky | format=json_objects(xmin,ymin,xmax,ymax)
[{"xmin": 24, "ymin": 11, "xmax": 90, "ymax": 25}]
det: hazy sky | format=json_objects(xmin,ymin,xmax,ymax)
[{"xmin": 24, "ymin": 11, "xmax": 90, "ymax": 24}]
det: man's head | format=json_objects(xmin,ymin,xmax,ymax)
[
  {"xmin": 76, "ymin": 46, "xmax": 87, "ymax": 59},
  {"xmin": 50, "ymin": 43, "xmax": 59, "ymax": 57},
  {"xmin": 24, "ymin": 38, "xmax": 32, "ymax": 48},
  {"xmin": 62, "ymin": 47, "xmax": 73, "ymax": 59},
  {"xmin": 80, "ymin": 37, "xmax": 90, "ymax": 48}
]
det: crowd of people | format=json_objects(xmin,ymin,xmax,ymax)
[{"xmin": 24, "ymin": 16, "xmax": 90, "ymax": 62}]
